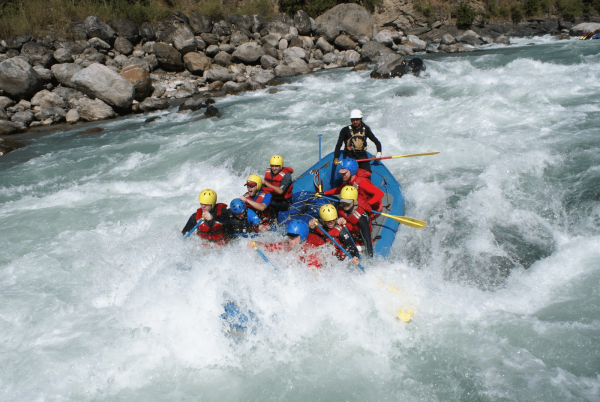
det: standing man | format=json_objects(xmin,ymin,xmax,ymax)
[
  {"xmin": 262, "ymin": 155, "xmax": 294, "ymax": 224},
  {"xmin": 333, "ymin": 109, "xmax": 382, "ymax": 175}
]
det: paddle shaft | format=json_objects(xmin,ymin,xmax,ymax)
[
  {"xmin": 355, "ymin": 152, "xmax": 439, "ymax": 163},
  {"xmin": 372, "ymin": 210, "xmax": 427, "ymax": 229},
  {"xmin": 184, "ymin": 219, "xmax": 204, "ymax": 238},
  {"xmin": 253, "ymin": 242, "xmax": 277, "ymax": 270},
  {"xmin": 316, "ymin": 224, "xmax": 364, "ymax": 271}
]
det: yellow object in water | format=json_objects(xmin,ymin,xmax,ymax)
[{"xmin": 396, "ymin": 309, "xmax": 414, "ymax": 322}]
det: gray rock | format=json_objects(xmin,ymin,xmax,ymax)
[
  {"xmin": 251, "ymin": 14, "xmax": 267, "ymax": 33},
  {"xmin": 122, "ymin": 58, "xmax": 150, "ymax": 72},
  {"xmin": 316, "ymin": 37, "xmax": 334, "ymax": 54},
  {"xmin": 359, "ymin": 41, "xmax": 393, "ymax": 62},
  {"xmin": 278, "ymin": 38, "xmax": 288, "ymax": 50},
  {"xmin": 0, "ymin": 57, "xmax": 43, "ymax": 97},
  {"xmin": 261, "ymin": 33, "xmax": 282, "ymax": 47},
  {"xmin": 189, "ymin": 13, "xmax": 213, "ymax": 34},
  {"xmin": 65, "ymin": 109, "xmax": 79, "ymax": 123},
  {"xmin": 249, "ymin": 69, "xmax": 275, "ymax": 85},
  {"xmin": 178, "ymin": 95, "xmax": 211, "ymax": 111},
  {"xmin": 5, "ymin": 34, "xmax": 34, "ymax": 50},
  {"xmin": 0, "ymin": 96, "xmax": 15, "ymax": 110},
  {"xmin": 283, "ymin": 46, "xmax": 308, "ymax": 62},
  {"xmin": 173, "ymin": 24, "xmax": 197, "ymax": 54},
  {"xmin": 11, "ymin": 110, "xmax": 35, "ymax": 126},
  {"xmin": 260, "ymin": 55, "xmax": 278, "ymax": 69},
  {"xmin": 374, "ymin": 30, "xmax": 394, "ymax": 47},
  {"xmin": 139, "ymin": 97, "xmax": 169, "ymax": 112},
  {"xmin": 72, "ymin": 63, "xmax": 134, "ymax": 109},
  {"xmin": 322, "ymin": 53, "xmax": 339, "ymax": 65},
  {"xmin": 315, "ymin": 24, "xmax": 340, "ymax": 43},
  {"xmin": 263, "ymin": 43, "xmax": 278, "ymax": 59},
  {"xmin": 314, "ymin": 4, "xmax": 372, "ymax": 41},
  {"xmin": 120, "ymin": 65, "xmax": 152, "ymax": 100},
  {"xmin": 183, "ymin": 52, "xmax": 211, "ymax": 75},
  {"xmin": 151, "ymin": 85, "xmax": 166, "ymax": 98},
  {"xmin": 201, "ymin": 33, "xmax": 219, "ymax": 46},
  {"xmin": 168, "ymin": 11, "xmax": 189, "ymax": 25},
  {"xmin": 229, "ymin": 14, "xmax": 252, "ymax": 31},
  {"xmin": 20, "ymin": 41, "xmax": 53, "ymax": 67},
  {"xmin": 88, "ymin": 37, "xmax": 111, "ymax": 50},
  {"xmin": 31, "ymin": 89, "xmax": 67, "ymax": 109},
  {"xmin": 0, "ymin": 108, "xmax": 7, "ymax": 120},
  {"xmin": 53, "ymin": 41, "xmax": 85, "ymax": 63},
  {"xmin": 0, "ymin": 120, "xmax": 26, "ymax": 135},
  {"xmin": 405, "ymin": 35, "xmax": 427, "ymax": 51},
  {"xmin": 266, "ymin": 20, "xmax": 291, "ymax": 36},
  {"xmin": 287, "ymin": 58, "xmax": 310, "ymax": 75},
  {"xmin": 294, "ymin": 10, "xmax": 312, "ymax": 35},
  {"xmin": 570, "ymin": 22, "xmax": 600, "ymax": 36},
  {"xmin": 109, "ymin": 19, "xmax": 139, "ymax": 43},
  {"xmin": 213, "ymin": 51, "xmax": 232, "ymax": 67},
  {"xmin": 219, "ymin": 43, "xmax": 235, "ymax": 54},
  {"xmin": 32, "ymin": 66, "xmax": 53, "ymax": 81},
  {"xmin": 52, "ymin": 86, "xmax": 86, "ymax": 102},
  {"xmin": 395, "ymin": 44, "xmax": 415, "ymax": 55},
  {"xmin": 39, "ymin": 107, "xmax": 66, "ymax": 123},
  {"xmin": 370, "ymin": 53, "xmax": 405, "ymax": 79},
  {"xmin": 274, "ymin": 64, "xmax": 295, "ymax": 77},
  {"xmin": 223, "ymin": 81, "xmax": 242, "ymax": 94},
  {"xmin": 114, "ymin": 37, "xmax": 134, "ymax": 55},
  {"xmin": 230, "ymin": 31, "xmax": 250, "ymax": 47},
  {"xmin": 495, "ymin": 35, "xmax": 510, "ymax": 45},
  {"xmin": 205, "ymin": 45, "xmax": 220, "ymax": 57},
  {"xmin": 334, "ymin": 35, "xmax": 356, "ymax": 50},
  {"xmin": 231, "ymin": 42, "xmax": 265, "ymax": 64},
  {"xmin": 203, "ymin": 65, "xmax": 232, "ymax": 83},
  {"xmin": 84, "ymin": 16, "xmax": 116, "ymax": 43},
  {"xmin": 70, "ymin": 97, "xmax": 115, "ymax": 121},
  {"xmin": 441, "ymin": 34, "xmax": 456, "ymax": 45},
  {"xmin": 146, "ymin": 42, "xmax": 184, "ymax": 71},
  {"xmin": 340, "ymin": 50, "xmax": 360, "ymax": 67},
  {"xmin": 140, "ymin": 22, "xmax": 155, "ymax": 42}
]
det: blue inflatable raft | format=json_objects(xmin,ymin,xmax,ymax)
[{"xmin": 279, "ymin": 151, "xmax": 405, "ymax": 258}]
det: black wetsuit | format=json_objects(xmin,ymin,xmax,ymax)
[{"xmin": 334, "ymin": 123, "xmax": 382, "ymax": 172}]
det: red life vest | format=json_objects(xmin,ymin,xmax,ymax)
[
  {"xmin": 263, "ymin": 166, "xmax": 294, "ymax": 201},
  {"xmin": 195, "ymin": 203, "xmax": 228, "ymax": 243},
  {"xmin": 244, "ymin": 191, "xmax": 270, "ymax": 224},
  {"xmin": 261, "ymin": 233, "xmax": 325, "ymax": 268},
  {"xmin": 338, "ymin": 199, "xmax": 372, "ymax": 236},
  {"xmin": 315, "ymin": 224, "xmax": 348, "ymax": 260}
]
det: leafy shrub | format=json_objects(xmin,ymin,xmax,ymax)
[
  {"xmin": 499, "ymin": 6, "xmax": 510, "ymax": 19},
  {"xmin": 540, "ymin": 0, "xmax": 553, "ymax": 13},
  {"xmin": 415, "ymin": 2, "xmax": 434, "ymax": 18},
  {"xmin": 522, "ymin": 0, "xmax": 540, "ymax": 16},
  {"xmin": 454, "ymin": 3, "xmax": 477, "ymax": 29},
  {"xmin": 278, "ymin": 0, "xmax": 305, "ymax": 16},
  {"xmin": 556, "ymin": 0, "xmax": 584, "ymax": 20},
  {"xmin": 486, "ymin": 0, "xmax": 499, "ymax": 17},
  {"xmin": 510, "ymin": 4, "xmax": 523, "ymax": 24},
  {"xmin": 307, "ymin": 0, "xmax": 336, "ymax": 17}
]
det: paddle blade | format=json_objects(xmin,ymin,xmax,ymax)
[
  {"xmin": 390, "ymin": 151, "xmax": 440, "ymax": 159},
  {"xmin": 380, "ymin": 212, "xmax": 427, "ymax": 229},
  {"xmin": 396, "ymin": 309, "xmax": 414, "ymax": 322}
]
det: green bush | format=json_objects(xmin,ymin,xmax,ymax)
[
  {"xmin": 486, "ymin": 0, "xmax": 499, "ymax": 17},
  {"xmin": 540, "ymin": 0, "xmax": 553, "ymax": 13},
  {"xmin": 522, "ymin": 0, "xmax": 540, "ymax": 16},
  {"xmin": 510, "ymin": 4, "xmax": 523, "ymax": 23},
  {"xmin": 454, "ymin": 3, "xmax": 477, "ymax": 29},
  {"xmin": 499, "ymin": 6, "xmax": 510, "ymax": 18},
  {"xmin": 556, "ymin": 0, "xmax": 584, "ymax": 20},
  {"xmin": 307, "ymin": 0, "xmax": 336, "ymax": 17}
]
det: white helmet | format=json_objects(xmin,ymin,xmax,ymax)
[{"xmin": 350, "ymin": 109, "xmax": 363, "ymax": 119}]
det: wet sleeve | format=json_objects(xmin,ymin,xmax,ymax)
[
  {"xmin": 334, "ymin": 127, "xmax": 348, "ymax": 160},
  {"xmin": 339, "ymin": 228, "xmax": 360, "ymax": 258},
  {"xmin": 279, "ymin": 173, "xmax": 292, "ymax": 192},
  {"xmin": 181, "ymin": 213, "xmax": 198, "ymax": 235},
  {"xmin": 365, "ymin": 127, "xmax": 382, "ymax": 153},
  {"xmin": 247, "ymin": 209, "xmax": 261, "ymax": 227},
  {"xmin": 262, "ymin": 192, "xmax": 272, "ymax": 207},
  {"xmin": 361, "ymin": 180, "xmax": 384, "ymax": 207}
]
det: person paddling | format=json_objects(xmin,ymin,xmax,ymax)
[
  {"xmin": 324, "ymin": 158, "xmax": 384, "ymax": 215},
  {"xmin": 308, "ymin": 204, "xmax": 361, "ymax": 266},
  {"xmin": 239, "ymin": 174, "xmax": 271, "ymax": 231},
  {"xmin": 333, "ymin": 109, "xmax": 382, "ymax": 176},
  {"xmin": 336, "ymin": 186, "xmax": 374, "ymax": 258},
  {"xmin": 182, "ymin": 189, "xmax": 229, "ymax": 245},
  {"xmin": 249, "ymin": 220, "xmax": 325, "ymax": 268},
  {"xmin": 262, "ymin": 155, "xmax": 293, "ymax": 225},
  {"xmin": 225, "ymin": 198, "xmax": 262, "ymax": 238}
]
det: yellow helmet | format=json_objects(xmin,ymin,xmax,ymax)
[
  {"xmin": 198, "ymin": 189, "xmax": 217, "ymax": 208},
  {"xmin": 340, "ymin": 186, "xmax": 358, "ymax": 202},
  {"xmin": 270, "ymin": 155, "xmax": 284, "ymax": 168},
  {"xmin": 319, "ymin": 204, "xmax": 338, "ymax": 222},
  {"xmin": 246, "ymin": 174, "xmax": 262, "ymax": 190}
]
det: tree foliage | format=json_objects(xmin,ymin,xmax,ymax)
[{"xmin": 454, "ymin": 3, "xmax": 477, "ymax": 29}]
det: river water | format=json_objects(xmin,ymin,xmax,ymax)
[{"xmin": 1, "ymin": 36, "xmax": 599, "ymax": 401}]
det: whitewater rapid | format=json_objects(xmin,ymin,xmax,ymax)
[{"xmin": 1, "ymin": 36, "xmax": 599, "ymax": 401}]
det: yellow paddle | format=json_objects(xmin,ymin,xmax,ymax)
[
  {"xmin": 355, "ymin": 151, "xmax": 440, "ymax": 163},
  {"xmin": 372, "ymin": 211, "xmax": 427, "ymax": 229}
]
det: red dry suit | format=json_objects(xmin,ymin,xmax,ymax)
[
  {"xmin": 261, "ymin": 233, "xmax": 325, "ymax": 268},
  {"xmin": 324, "ymin": 175, "xmax": 384, "ymax": 213}
]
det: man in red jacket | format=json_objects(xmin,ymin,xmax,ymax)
[
  {"xmin": 336, "ymin": 186, "xmax": 374, "ymax": 258},
  {"xmin": 308, "ymin": 204, "xmax": 361, "ymax": 265},
  {"xmin": 324, "ymin": 158, "xmax": 384, "ymax": 214},
  {"xmin": 249, "ymin": 220, "xmax": 325, "ymax": 268}
]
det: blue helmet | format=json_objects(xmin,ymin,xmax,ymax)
[
  {"xmin": 230, "ymin": 198, "xmax": 246, "ymax": 214},
  {"xmin": 286, "ymin": 220, "xmax": 309, "ymax": 242},
  {"xmin": 340, "ymin": 158, "xmax": 358, "ymax": 176}
]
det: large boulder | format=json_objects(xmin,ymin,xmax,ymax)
[
  {"xmin": 138, "ymin": 98, "xmax": 169, "ymax": 113},
  {"xmin": 53, "ymin": 41, "xmax": 85, "ymax": 63},
  {"xmin": 31, "ymin": 90, "xmax": 67, "ymax": 109},
  {"xmin": 0, "ymin": 120, "xmax": 26, "ymax": 135},
  {"xmin": 53, "ymin": 87, "xmax": 86, "ymax": 103},
  {"xmin": 0, "ymin": 57, "xmax": 43, "ymax": 97},
  {"xmin": 231, "ymin": 42, "xmax": 265, "ymax": 64},
  {"xmin": 39, "ymin": 107, "xmax": 66, "ymax": 123},
  {"xmin": 261, "ymin": 33, "xmax": 283, "ymax": 47},
  {"xmin": 374, "ymin": 30, "xmax": 394, "ymax": 47},
  {"xmin": 72, "ymin": 63, "xmax": 135, "ymax": 109},
  {"xmin": 315, "ymin": 23, "xmax": 340, "ymax": 43},
  {"xmin": 314, "ymin": 4, "xmax": 372, "ymax": 41},
  {"xmin": 229, "ymin": 14, "xmax": 252, "ymax": 31},
  {"xmin": 69, "ymin": 97, "xmax": 115, "ymax": 121},
  {"xmin": 32, "ymin": 66, "xmax": 53, "ymax": 82},
  {"xmin": 189, "ymin": 13, "xmax": 213, "ymax": 34},
  {"xmin": 316, "ymin": 37, "xmax": 334, "ymax": 54},
  {"xmin": 570, "ymin": 22, "xmax": 600, "ymax": 36},
  {"xmin": 334, "ymin": 34, "xmax": 356, "ymax": 50},
  {"xmin": 340, "ymin": 50, "xmax": 361, "ymax": 67},
  {"xmin": 109, "ymin": 19, "xmax": 139, "ymax": 43},
  {"xmin": 172, "ymin": 24, "xmax": 197, "ymax": 54},
  {"xmin": 183, "ymin": 52, "xmax": 211, "ymax": 75},
  {"xmin": 11, "ymin": 110, "xmax": 35, "ymax": 126},
  {"xmin": 360, "ymin": 40, "xmax": 395, "ymax": 62},
  {"xmin": 251, "ymin": 14, "xmax": 267, "ymax": 33},
  {"xmin": 370, "ymin": 53, "xmax": 405, "ymax": 79},
  {"xmin": 203, "ymin": 65, "xmax": 232, "ymax": 83},
  {"xmin": 20, "ymin": 41, "xmax": 53, "ymax": 67},
  {"xmin": 113, "ymin": 37, "xmax": 134, "ymax": 55},
  {"xmin": 294, "ymin": 10, "xmax": 312, "ymax": 35},
  {"xmin": 5, "ymin": 34, "xmax": 34, "ymax": 50},
  {"xmin": 51, "ymin": 63, "xmax": 83, "ymax": 88},
  {"xmin": 0, "ymin": 96, "xmax": 15, "ymax": 110},
  {"xmin": 140, "ymin": 22, "xmax": 156, "ymax": 42},
  {"xmin": 145, "ymin": 42, "xmax": 184, "ymax": 71},
  {"xmin": 119, "ymin": 65, "xmax": 151, "ymax": 100},
  {"xmin": 230, "ymin": 31, "xmax": 250, "ymax": 46},
  {"xmin": 178, "ymin": 95, "xmax": 211, "ymax": 111},
  {"xmin": 84, "ymin": 16, "xmax": 116, "ymax": 43}
]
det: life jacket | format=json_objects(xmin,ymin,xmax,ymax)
[
  {"xmin": 244, "ymin": 190, "xmax": 270, "ymax": 224},
  {"xmin": 338, "ymin": 199, "xmax": 372, "ymax": 237},
  {"xmin": 346, "ymin": 125, "xmax": 367, "ymax": 152},
  {"xmin": 195, "ymin": 203, "xmax": 228, "ymax": 243},
  {"xmin": 314, "ymin": 224, "xmax": 348, "ymax": 261},
  {"xmin": 263, "ymin": 166, "xmax": 294, "ymax": 201},
  {"xmin": 227, "ymin": 209, "xmax": 257, "ymax": 236}
]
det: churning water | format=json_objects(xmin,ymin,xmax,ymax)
[{"xmin": 1, "ymin": 36, "xmax": 599, "ymax": 401}]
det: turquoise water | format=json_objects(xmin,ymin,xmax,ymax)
[{"xmin": 1, "ymin": 36, "xmax": 599, "ymax": 401}]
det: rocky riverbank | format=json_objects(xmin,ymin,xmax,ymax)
[{"xmin": 1, "ymin": 3, "xmax": 600, "ymax": 155}]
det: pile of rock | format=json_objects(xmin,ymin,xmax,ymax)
[{"xmin": 0, "ymin": 3, "xmax": 591, "ymax": 139}]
